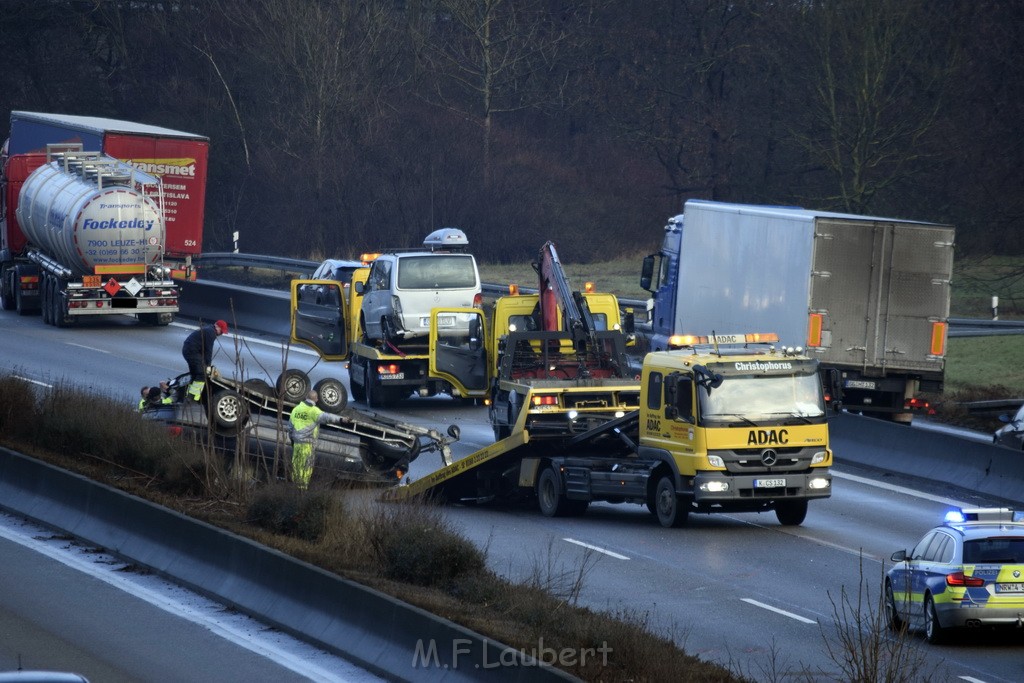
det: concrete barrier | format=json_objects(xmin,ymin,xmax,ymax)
[
  {"xmin": 0, "ymin": 448, "xmax": 576, "ymax": 682},
  {"xmin": 831, "ymin": 414, "xmax": 1024, "ymax": 505}
]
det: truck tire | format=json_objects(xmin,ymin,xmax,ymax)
[
  {"xmin": 276, "ymin": 369, "xmax": 311, "ymax": 403},
  {"xmin": 314, "ymin": 377, "xmax": 347, "ymax": 413},
  {"xmin": 774, "ymin": 500, "xmax": 808, "ymax": 526},
  {"xmin": 138, "ymin": 312, "xmax": 163, "ymax": 326},
  {"xmin": 0, "ymin": 271, "xmax": 14, "ymax": 311},
  {"xmin": 209, "ymin": 389, "xmax": 249, "ymax": 433},
  {"xmin": 653, "ymin": 475, "xmax": 688, "ymax": 528},
  {"xmin": 349, "ymin": 360, "xmax": 366, "ymax": 403},
  {"xmin": 15, "ymin": 283, "xmax": 32, "ymax": 316},
  {"xmin": 537, "ymin": 468, "xmax": 589, "ymax": 517},
  {"xmin": 41, "ymin": 275, "xmax": 52, "ymax": 325}
]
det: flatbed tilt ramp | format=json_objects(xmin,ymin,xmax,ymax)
[{"xmin": 389, "ymin": 410, "xmax": 641, "ymax": 505}]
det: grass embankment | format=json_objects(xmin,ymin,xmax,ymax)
[{"xmin": 0, "ymin": 374, "xmax": 739, "ymax": 682}]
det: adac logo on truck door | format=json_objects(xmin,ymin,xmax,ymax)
[
  {"xmin": 748, "ymin": 428, "xmax": 789, "ymax": 445},
  {"xmin": 125, "ymin": 158, "xmax": 197, "ymax": 178}
]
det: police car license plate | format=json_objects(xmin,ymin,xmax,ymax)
[
  {"xmin": 996, "ymin": 583, "xmax": 1024, "ymax": 593},
  {"xmin": 845, "ymin": 380, "xmax": 876, "ymax": 389},
  {"xmin": 754, "ymin": 478, "xmax": 786, "ymax": 488}
]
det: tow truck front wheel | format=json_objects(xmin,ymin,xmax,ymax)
[
  {"xmin": 775, "ymin": 500, "xmax": 808, "ymax": 526},
  {"xmin": 653, "ymin": 475, "xmax": 688, "ymax": 528}
]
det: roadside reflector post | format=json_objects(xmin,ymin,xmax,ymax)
[{"xmin": 992, "ymin": 295, "xmax": 999, "ymax": 321}]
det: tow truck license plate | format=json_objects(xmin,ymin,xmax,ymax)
[
  {"xmin": 845, "ymin": 380, "xmax": 876, "ymax": 389},
  {"xmin": 380, "ymin": 373, "xmax": 405, "ymax": 381},
  {"xmin": 996, "ymin": 583, "xmax": 1024, "ymax": 593},
  {"xmin": 754, "ymin": 478, "xmax": 786, "ymax": 488}
]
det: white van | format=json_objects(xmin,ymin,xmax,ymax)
[{"xmin": 359, "ymin": 229, "xmax": 482, "ymax": 345}]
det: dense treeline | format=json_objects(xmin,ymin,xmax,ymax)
[{"xmin": 1, "ymin": 0, "xmax": 1020, "ymax": 263}]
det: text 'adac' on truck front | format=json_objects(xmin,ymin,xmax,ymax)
[{"xmin": 393, "ymin": 333, "xmax": 833, "ymax": 528}]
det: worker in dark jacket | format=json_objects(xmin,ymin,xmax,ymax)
[
  {"xmin": 182, "ymin": 320, "xmax": 228, "ymax": 401},
  {"xmin": 288, "ymin": 390, "xmax": 341, "ymax": 490}
]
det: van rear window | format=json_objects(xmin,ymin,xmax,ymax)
[{"xmin": 397, "ymin": 255, "xmax": 477, "ymax": 289}]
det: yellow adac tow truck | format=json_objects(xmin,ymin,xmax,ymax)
[{"xmin": 392, "ymin": 333, "xmax": 833, "ymax": 527}]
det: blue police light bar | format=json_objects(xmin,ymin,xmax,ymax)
[{"xmin": 945, "ymin": 507, "xmax": 1021, "ymax": 524}]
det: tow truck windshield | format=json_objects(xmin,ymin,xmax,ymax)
[{"xmin": 699, "ymin": 371, "xmax": 824, "ymax": 424}]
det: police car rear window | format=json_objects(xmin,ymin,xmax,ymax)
[{"xmin": 963, "ymin": 537, "xmax": 1024, "ymax": 564}]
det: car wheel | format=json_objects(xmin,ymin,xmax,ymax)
[
  {"xmin": 276, "ymin": 369, "xmax": 311, "ymax": 403},
  {"xmin": 924, "ymin": 594, "xmax": 946, "ymax": 644},
  {"xmin": 884, "ymin": 580, "xmax": 904, "ymax": 632},
  {"xmin": 653, "ymin": 475, "xmax": 688, "ymax": 528},
  {"xmin": 775, "ymin": 500, "xmax": 808, "ymax": 526},
  {"xmin": 314, "ymin": 377, "xmax": 348, "ymax": 413},
  {"xmin": 210, "ymin": 390, "xmax": 249, "ymax": 433}
]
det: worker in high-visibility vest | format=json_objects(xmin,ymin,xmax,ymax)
[{"xmin": 288, "ymin": 390, "xmax": 341, "ymax": 490}]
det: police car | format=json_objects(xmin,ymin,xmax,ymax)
[{"xmin": 885, "ymin": 507, "xmax": 1024, "ymax": 643}]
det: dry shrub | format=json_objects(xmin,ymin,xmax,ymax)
[
  {"xmin": 247, "ymin": 482, "xmax": 337, "ymax": 542},
  {"xmin": 0, "ymin": 374, "xmax": 38, "ymax": 439},
  {"xmin": 366, "ymin": 499, "xmax": 486, "ymax": 588}
]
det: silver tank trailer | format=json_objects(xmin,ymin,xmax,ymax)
[{"xmin": 16, "ymin": 159, "xmax": 165, "ymax": 277}]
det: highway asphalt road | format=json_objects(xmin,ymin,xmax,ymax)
[{"xmin": 1, "ymin": 313, "xmax": 1021, "ymax": 682}]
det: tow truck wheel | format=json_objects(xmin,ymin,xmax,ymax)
[
  {"xmin": 210, "ymin": 389, "xmax": 249, "ymax": 433},
  {"xmin": 349, "ymin": 362, "xmax": 366, "ymax": 403},
  {"xmin": 276, "ymin": 369, "xmax": 311, "ymax": 403},
  {"xmin": 537, "ymin": 468, "xmax": 564, "ymax": 517},
  {"xmin": 654, "ymin": 475, "xmax": 688, "ymax": 528},
  {"xmin": 775, "ymin": 500, "xmax": 808, "ymax": 526},
  {"xmin": 314, "ymin": 378, "xmax": 348, "ymax": 413}
]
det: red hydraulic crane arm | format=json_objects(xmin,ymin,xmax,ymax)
[{"xmin": 534, "ymin": 241, "xmax": 597, "ymax": 347}]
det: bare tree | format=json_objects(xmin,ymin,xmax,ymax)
[
  {"xmin": 409, "ymin": 0, "xmax": 574, "ymax": 187},
  {"xmin": 788, "ymin": 0, "xmax": 962, "ymax": 213}
]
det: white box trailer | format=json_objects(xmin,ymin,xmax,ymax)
[{"xmin": 642, "ymin": 199, "xmax": 955, "ymax": 422}]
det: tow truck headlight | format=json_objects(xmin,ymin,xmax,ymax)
[
  {"xmin": 811, "ymin": 450, "xmax": 828, "ymax": 465},
  {"xmin": 567, "ymin": 410, "xmax": 579, "ymax": 420},
  {"xmin": 707, "ymin": 455, "xmax": 725, "ymax": 468},
  {"xmin": 808, "ymin": 477, "xmax": 830, "ymax": 490},
  {"xmin": 700, "ymin": 480, "xmax": 730, "ymax": 492}
]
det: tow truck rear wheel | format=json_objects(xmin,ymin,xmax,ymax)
[
  {"xmin": 775, "ymin": 500, "xmax": 808, "ymax": 526},
  {"xmin": 537, "ymin": 468, "xmax": 587, "ymax": 517},
  {"xmin": 276, "ymin": 369, "xmax": 311, "ymax": 403},
  {"xmin": 653, "ymin": 475, "xmax": 688, "ymax": 528},
  {"xmin": 314, "ymin": 377, "xmax": 348, "ymax": 413},
  {"xmin": 349, "ymin": 360, "xmax": 366, "ymax": 403}
]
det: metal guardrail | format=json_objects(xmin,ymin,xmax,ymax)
[
  {"xmin": 195, "ymin": 253, "xmax": 1018, "ymax": 333},
  {"xmin": 197, "ymin": 252, "xmax": 318, "ymax": 273}
]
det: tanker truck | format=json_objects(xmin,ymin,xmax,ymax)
[
  {"xmin": 0, "ymin": 146, "xmax": 180, "ymax": 326},
  {"xmin": 2, "ymin": 111, "xmax": 209, "ymax": 282}
]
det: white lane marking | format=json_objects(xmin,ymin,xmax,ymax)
[
  {"xmin": 66, "ymin": 342, "xmax": 110, "ymax": 354},
  {"xmin": 13, "ymin": 375, "xmax": 52, "ymax": 388},
  {"xmin": 741, "ymin": 598, "xmax": 817, "ymax": 624},
  {"xmin": 958, "ymin": 677, "xmax": 989, "ymax": 683},
  {"xmin": 0, "ymin": 517, "xmax": 374, "ymax": 682},
  {"xmin": 832, "ymin": 469, "xmax": 973, "ymax": 507},
  {"xmin": 564, "ymin": 538, "xmax": 630, "ymax": 560}
]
